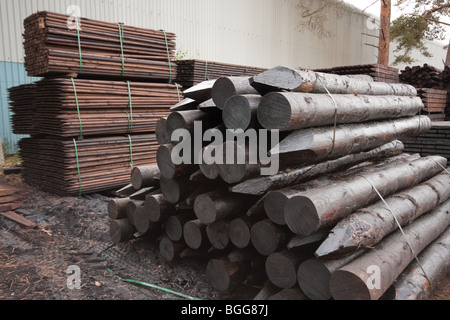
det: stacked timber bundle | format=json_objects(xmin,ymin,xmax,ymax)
[
  {"xmin": 417, "ymin": 88, "xmax": 447, "ymax": 122},
  {"xmin": 402, "ymin": 122, "xmax": 450, "ymax": 165},
  {"xmin": 176, "ymin": 59, "xmax": 266, "ymax": 89},
  {"xmin": 441, "ymin": 66, "xmax": 450, "ymax": 119},
  {"xmin": 29, "ymin": 78, "xmax": 179, "ymax": 137},
  {"xmin": 24, "ymin": 11, "xmax": 177, "ymax": 81},
  {"xmin": 19, "ymin": 135, "xmax": 159, "ymax": 196},
  {"xmin": 8, "ymin": 83, "xmax": 37, "ymax": 135},
  {"xmin": 107, "ymin": 66, "xmax": 450, "ymax": 300},
  {"xmin": 12, "ymin": 12, "xmax": 179, "ymax": 196},
  {"xmin": 0, "ymin": 180, "xmax": 22, "ymax": 212},
  {"xmin": 314, "ymin": 63, "xmax": 400, "ymax": 83},
  {"xmin": 399, "ymin": 64, "xmax": 444, "ymax": 89}
]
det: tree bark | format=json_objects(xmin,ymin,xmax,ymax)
[
  {"xmin": 230, "ymin": 140, "xmax": 405, "ymax": 195},
  {"xmin": 284, "ymin": 156, "xmax": 447, "ymax": 236},
  {"xmin": 316, "ymin": 169, "xmax": 450, "ymax": 258},
  {"xmin": 390, "ymin": 227, "xmax": 450, "ymax": 300},
  {"xmin": 271, "ymin": 116, "xmax": 431, "ymax": 166},
  {"xmin": 378, "ymin": 0, "xmax": 391, "ymax": 66},
  {"xmin": 250, "ymin": 66, "xmax": 417, "ymax": 96},
  {"xmin": 257, "ymin": 92, "xmax": 423, "ymax": 131},
  {"xmin": 329, "ymin": 200, "xmax": 450, "ymax": 300}
]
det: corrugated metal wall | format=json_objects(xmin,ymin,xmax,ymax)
[
  {"xmin": 3, "ymin": 0, "xmax": 443, "ymax": 153},
  {"xmin": 0, "ymin": 0, "xmax": 380, "ymax": 67}
]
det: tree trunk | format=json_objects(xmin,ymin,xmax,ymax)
[
  {"xmin": 378, "ymin": 0, "xmax": 391, "ymax": 66},
  {"xmin": 446, "ymin": 39, "xmax": 450, "ymax": 67}
]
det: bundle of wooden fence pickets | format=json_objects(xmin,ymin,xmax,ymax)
[
  {"xmin": 10, "ymin": 12, "xmax": 180, "ymax": 196},
  {"xmin": 108, "ymin": 66, "xmax": 450, "ymax": 300},
  {"xmin": 24, "ymin": 11, "xmax": 177, "ymax": 81}
]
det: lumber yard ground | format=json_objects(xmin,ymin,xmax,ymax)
[{"xmin": 0, "ymin": 163, "xmax": 449, "ymax": 301}]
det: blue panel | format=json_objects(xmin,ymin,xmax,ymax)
[{"xmin": 0, "ymin": 61, "xmax": 40, "ymax": 154}]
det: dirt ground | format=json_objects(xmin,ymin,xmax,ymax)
[{"xmin": 0, "ymin": 170, "xmax": 449, "ymax": 301}]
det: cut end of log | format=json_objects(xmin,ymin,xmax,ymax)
[
  {"xmin": 257, "ymin": 92, "xmax": 292, "ymax": 130},
  {"xmin": 265, "ymin": 253, "xmax": 298, "ymax": 289},
  {"xmin": 297, "ymin": 259, "xmax": 333, "ymax": 300},
  {"xmin": 229, "ymin": 218, "xmax": 252, "ymax": 249},
  {"xmin": 251, "ymin": 220, "xmax": 287, "ymax": 256},
  {"xmin": 284, "ymin": 196, "xmax": 320, "ymax": 236},
  {"xmin": 134, "ymin": 206, "xmax": 151, "ymax": 234},
  {"xmin": 165, "ymin": 216, "xmax": 184, "ymax": 242},
  {"xmin": 183, "ymin": 220, "xmax": 205, "ymax": 250},
  {"xmin": 329, "ymin": 270, "xmax": 372, "ymax": 300},
  {"xmin": 206, "ymin": 259, "xmax": 231, "ymax": 292},
  {"xmin": 264, "ymin": 191, "xmax": 289, "ymax": 226},
  {"xmin": 193, "ymin": 193, "xmax": 217, "ymax": 225},
  {"xmin": 223, "ymin": 95, "xmax": 257, "ymax": 130}
]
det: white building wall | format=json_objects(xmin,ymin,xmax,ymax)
[{"xmin": 0, "ymin": 0, "xmax": 385, "ymax": 69}]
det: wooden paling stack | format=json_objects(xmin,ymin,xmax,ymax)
[
  {"xmin": 417, "ymin": 88, "xmax": 447, "ymax": 121},
  {"xmin": 400, "ymin": 64, "xmax": 444, "ymax": 89},
  {"xmin": 19, "ymin": 135, "xmax": 159, "ymax": 196},
  {"xmin": 8, "ymin": 83, "xmax": 38, "ymax": 135},
  {"xmin": 314, "ymin": 63, "xmax": 400, "ymax": 83},
  {"xmin": 0, "ymin": 179, "xmax": 21, "ymax": 212},
  {"xmin": 24, "ymin": 11, "xmax": 177, "ymax": 81},
  {"xmin": 30, "ymin": 78, "xmax": 179, "ymax": 137},
  {"xmin": 108, "ymin": 65, "xmax": 450, "ymax": 300},
  {"xmin": 176, "ymin": 59, "xmax": 267, "ymax": 89},
  {"xmin": 402, "ymin": 122, "xmax": 450, "ymax": 166},
  {"xmin": 12, "ymin": 12, "xmax": 179, "ymax": 196}
]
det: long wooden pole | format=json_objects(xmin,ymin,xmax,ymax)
[
  {"xmin": 316, "ymin": 170, "xmax": 450, "ymax": 258},
  {"xmin": 284, "ymin": 156, "xmax": 447, "ymax": 236},
  {"xmin": 329, "ymin": 200, "xmax": 450, "ymax": 300}
]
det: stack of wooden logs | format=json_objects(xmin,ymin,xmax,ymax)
[
  {"xmin": 400, "ymin": 64, "xmax": 444, "ymax": 89},
  {"xmin": 400, "ymin": 64, "xmax": 449, "ymax": 120},
  {"xmin": 417, "ymin": 88, "xmax": 447, "ymax": 121},
  {"xmin": 24, "ymin": 11, "xmax": 177, "ymax": 81},
  {"xmin": 402, "ymin": 122, "xmax": 450, "ymax": 166},
  {"xmin": 176, "ymin": 59, "xmax": 266, "ymax": 89},
  {"xmin": 107, "ymin": 66, "xmax": 450, "ymax": 300},
  {"xmin": 314, "ymin": 63, "xmax": 400, "ymax": 83},
  {"xmin": 12, "ymin": 12, "xmax": 179, "ymax": 196}
]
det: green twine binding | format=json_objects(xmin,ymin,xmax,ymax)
[
  {"xmin": 127, "ymin": 81, "xmax": 133, "ymax": 133},
  {"xmin": 71, "ymin": 78, "xmax": 83, "ymax": 140},
  {"xmin": 204, "ymin": 60, "xmax": 208, "ymax": 81},
  {"xmin": 119, "ymin": 277, "xmax": 201, "ymax": 300},
  {"xmin": 118, "ymin": 23, "xmax": 125, "ymax": 76},
  {"xmin": 128, "ymin": 135, "xmax": 134, "ymax": 168},
  {"xmin": 75, "ymin": 16, "xmax": 83, "ymax": 73},
  {"xmin": 163, "ymin": 30, "xmax": 172, "ymax": 84},
  {"xmin": 73, "ymin": 138, "xmax": 82, "ymax": 198}
]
